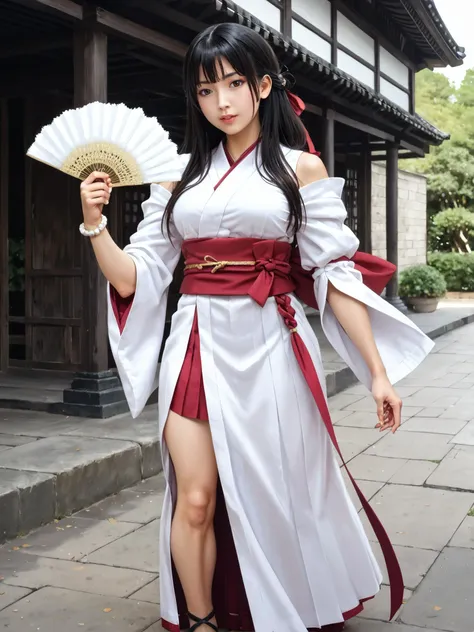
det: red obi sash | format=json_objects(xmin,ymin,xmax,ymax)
[{"xmin": 181, "ymin": 236, "xmax": 403, "ymax": 621}]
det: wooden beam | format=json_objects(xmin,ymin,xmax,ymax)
[
  {"xmin": 13, "ymin": 0, "xmax": 82, "ymax": 20},
  {"xmin": 132, "ymin": 0, "xmax": 206, "ymax": 33},
  {"xmin": 400, "ymin": 138, "xmax": 425, "ymax": 156},
  {"xmin": 94, "ymin": 8, "xmax": 187, "ymax": 59},
  {"xmin": 0, "ymin": 35, "xmax": 70, "ymax": 60},
  {"xmin": 0, "ymin": 100, "xmax": 8, "ymax": 371},
  {"xmin": 334, "ymin": 111, "xmax": 396, "ymax": 142}
]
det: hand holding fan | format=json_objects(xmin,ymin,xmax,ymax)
[{"xmin": 26, "ymin": 101, "xmax": 186, "ymax": 186}]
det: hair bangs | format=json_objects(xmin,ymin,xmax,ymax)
[{"xmin": 185, "ymin": 30, "xmax": 261, "ymax": 105}]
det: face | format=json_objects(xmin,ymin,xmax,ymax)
[{"xmin": 196, "ymin": 57, "xmax": 272, "ymax": 135}]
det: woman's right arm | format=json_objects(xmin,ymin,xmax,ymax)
[{"xmin": 80, "ymin": 171, "xmax": 175, "ymax": 298}]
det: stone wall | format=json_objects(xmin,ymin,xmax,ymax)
[{"xmin": 371, "ymin": 163, "xmax": 427, "ymax": 270}]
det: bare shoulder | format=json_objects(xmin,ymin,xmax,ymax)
[
  {"xmin": 295, "ymin": 152, "xmax": 329, "ymax": 187},
  {"xmin": 156, "ymin": 181, "xmax": 177, "ymax": 192}
]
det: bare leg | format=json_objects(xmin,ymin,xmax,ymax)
[{"xmin": 164, "ymin": 410, "xmax": 218, "ymax": 630}]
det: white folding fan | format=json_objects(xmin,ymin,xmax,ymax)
[{"xmin": 26, "ymin": 101, "xmax": 186, "ymax": 186}]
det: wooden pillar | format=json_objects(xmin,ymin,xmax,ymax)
[
  {"xmin": 385, "ymin": 141, "xmax": 407, "ymax": 311},
  {"xmin": 74, "ymin": 24, "xmax": 108, "ymax": 374},
  {"xmin": 358, "ymin": 135, "xmax": 372, "ymax": 253},
  {"xmin": 0, "ymin": 100, "xmax": 8, "ymax": 372},
  {"xmin": 322, "ymin": 109, "xmax": 335, "ymax": 177},
  {"xmin": 62, "ymin": 16, "xmax": 128, "ymax": 417}
]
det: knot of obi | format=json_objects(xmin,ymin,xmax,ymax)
[{"xmin": 181, "ymin": 238, "xmax": 296, "ymax": 308}]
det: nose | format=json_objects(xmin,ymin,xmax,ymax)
[{"xmin": 217, "ymin": 89, "xmax": 231, "ymax": 111}]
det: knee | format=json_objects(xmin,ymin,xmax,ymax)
[{"xmin": 179, "ymin": 488, "xmax": 215, "ymax": 529}]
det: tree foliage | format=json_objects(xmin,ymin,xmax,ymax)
[{"xmin": 402, "ymin": 68, "xmax": 474, "ymax": 213}]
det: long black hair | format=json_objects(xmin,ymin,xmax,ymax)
[{"xmin": 163, "ymin": 22, "xmax": 310, "ymax": 237}]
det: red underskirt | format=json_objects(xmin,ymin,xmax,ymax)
[{"xmin": 167, "ymin": 310, "xmax": 373, "ymax": 631}]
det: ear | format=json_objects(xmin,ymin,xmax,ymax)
[{"xmin": 260, "ymin": 74, "xmax": 273, "ymax": 100}]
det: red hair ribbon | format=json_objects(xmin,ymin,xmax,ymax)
[{"xmin": 286, "ymin": 91, "xmax": 320, "ymax": 156}]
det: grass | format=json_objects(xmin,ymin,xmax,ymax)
[{"xmin": 468, "ymin": 507, "xmax": 474, "ymax": 518}]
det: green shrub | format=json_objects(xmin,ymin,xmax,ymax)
[
  {"xmin": 429, "ymin": 208, "xmax": 474, "ymax": 252},
  {"xmin": 428, "ymin": 251, "xmax": 474, "ymax": 291},
  {"xmin": 399, "ymin": 264, "xmax": 447, "ymax": 298}
]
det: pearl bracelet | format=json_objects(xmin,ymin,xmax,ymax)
[{"xmin": 79, "ymin": 214, "xmax": 108, "ymax": 237}]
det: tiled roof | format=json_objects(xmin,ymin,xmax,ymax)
[{"xmin": 216, "ymin": 0, "xmax": 449, "ymax": 144}]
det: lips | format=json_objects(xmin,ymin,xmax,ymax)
[{"xmin": 220, "ymin": 115, "xmax": 237, "ymax": 122}]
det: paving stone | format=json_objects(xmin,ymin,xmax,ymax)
[
  {"xmin": 331, "ymin": 409, "xmax": 354, "ymax": 424},
  {"xmin": 449, "ymin": 515, "xmax": 474, "ymax": 549},
  {"xmin": 439, "ymin": 405, "xmax": 474, "ymax": 421},
  {"xmin": 0, "ymin": 412, "xmax": 87, "ymax": 437},
  {"xmin": 76, "ymin": 487, "xmax": 163, "ymax": 524},
  {"xmin": 129, "ymin": 577, "xmax": 160, "ymax": 604},
  {"xmin": 335, "ymin": 427, "xmax": 383, "ymax": 461},
  {"xmin": 0, "ymin": 436, "xmax": 141, "ymax": 516},
  {"xmin": 370, "ymin": 542, "xmax": 439, "ymax": 589},
  {"xmin": 450, "ymin": 420, "xmax": 474, "ymax": 445},
  {"xmin": 0, "ymin": 446, "xmax": 11, "ymax": 453},
  {"xmin": 400, "ymin": 406, "xmax": 425, "ymax": 419},
  {"xmin": 357, "ymin": 585, "xmax": 412, "ymax": 622},
  {"xmin": 426, "ymin": 446, "xmax": 474, "ymax": 492},
  {"xmin": 402, "ymin": 387, "xmax": 464, "ymax": 407},
  {"xmin": 0, "ymin": 586, "xmax": 160, "ymax": 631},
  {"xmin": 338, "ymin": 396, "xmax": 378, "ymax": 413},
  {"xmin": 401, "ymin": 547, "xmax": 474, "ymax": 631},
  {"xmin": 345, "ymin": 620, "xmax": 440, "ymax": 632},
  {"xmin": 5, "ymin": 516, "xmax": 140, "ymax": 561},
  {"xmin": 0, "ymin": 550, "xmax": 157, "ymax": 597},
  {"xmin": 0, "ymin": 434, "xmax": 38, "ymax": 447},
  {"xmin": 133, "ymin": 475, "xmax": 167, "ymax": 494},
  {"xmin": 0, "ymin": 583, "xmax": 32, "ymax": 611},
  {"xmin": 414, "ymin": 407, "xmax": 446, "ymax": 418},
  {"xmin": 347, "ymin": 455, "xmax": 407, "ymax": 482},
  {"xmin": 87, "ymin": 520, "xmax": 160, "ymax": 573},
  {"xmin": 328, "ymin": 392, "xmax": 365, "ymax": 411},
  {"xmin": 0, "ymin": 469, "xmax": 55, "ymax": 543},
  {"xmin": 360, "ymin": 484, "xmax": 474, "ymax": 550},
  {"xmin": 364, "ymin": 432, "xmax": 453, "ymax": 461},
  {"xmin": 389, "ymin": 460, "xmax": 438, "ymax": 486},
  {"xmin": 400, "ymin": 416, "xmax": 467, "ymax": 435},
  {"xmin": 333, "ymin": 411, "xmax": 379, "ymax": 429}
]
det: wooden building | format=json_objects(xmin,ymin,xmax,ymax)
[{"xmin": 0, "ymin": 0, "xmax": 464, "ymax": 417}]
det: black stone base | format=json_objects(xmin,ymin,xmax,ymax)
[
  {"xmin": 385, "ymin": 295, "xmax": 409, "ymax": 313},
  {"xmin": 61, "ymin": 370, "xmax": 129, "ymax": 419}
]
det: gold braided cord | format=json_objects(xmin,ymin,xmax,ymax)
[
  {"xmin": 61, "ymin": 142, "xmax": 144, "ymax": 186},
  {"xmin": 184, "ymin": 255, "xmax": 256, "ymax": 274}
]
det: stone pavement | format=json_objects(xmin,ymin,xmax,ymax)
[{"xmin": 1, "ymin": 324, "xmax": 474, "ymax": 631}]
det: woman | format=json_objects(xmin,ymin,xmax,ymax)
[{"xmin": 79, "ymin": 23, "xmax": 433, "ymax": 632}]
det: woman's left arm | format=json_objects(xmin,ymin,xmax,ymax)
[
  {"xmin": 296, "ymin": 151, "xmax": 403, "ymax": 433},
  {"xmin": 326, "ymin": 284, "xmax": 402, "ymax": 433}
]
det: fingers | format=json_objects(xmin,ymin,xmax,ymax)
[
  {"xmin": 375, "ymin": 399, "xmax": 402, "ymax": 433},
  {"xmin": 82, "ymin": 171, "xmax": 111, "ymax": 185}
]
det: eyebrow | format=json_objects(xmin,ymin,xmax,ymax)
[{"xmin": 197, "ymin": 71, "xmax": 239, "ymax": 86}]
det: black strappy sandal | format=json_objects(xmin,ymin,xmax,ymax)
[{"xmin": 188, "ymin": 609, "xmax": 218, "ymax": 631}]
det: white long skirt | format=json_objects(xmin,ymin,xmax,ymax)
[{"xmin": 157, "ymin": 293, "xmax": 382, "ymax": 632}]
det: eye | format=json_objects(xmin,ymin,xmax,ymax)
[
  {"xmin": 230, "ymin": 79, "xmax": 245, "ymax": 88},
  {"xmin": 198, "ymin": 88, "xmax": 211, "ymax": 97}
]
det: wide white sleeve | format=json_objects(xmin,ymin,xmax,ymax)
[
  {"xmin": 296, "ymin": 177, "xmax": 434, "ymax": 390},
  {"xmin": 107, "ymin": 183, "xmax": 182, "ymax": 418}
]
